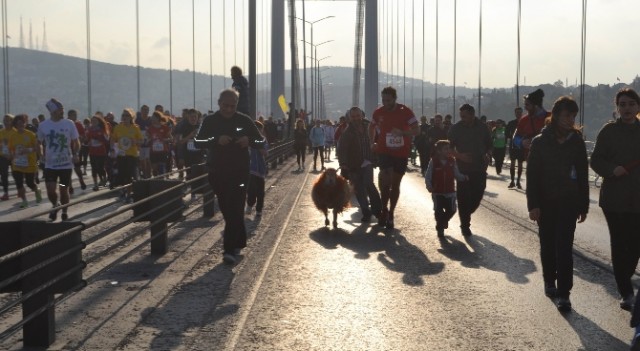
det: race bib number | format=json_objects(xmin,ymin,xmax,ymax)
[
  {"xmin": 152, "ymin": 141, "xmax": 164, "ymax": 152},
  {"xmin": 385, "ymin": 133, "xmax": 404, "ymax": 149},
  {"xmin": 119, "ymin": 137, "xmax": 132, "ymax": 151},
  {"xmin": 186, "ymin": 139, "xmax": 196, "ymax": 151},
  {"xmin": 14, "ymin": 155, "xmax": 28, "ymax": 167}
]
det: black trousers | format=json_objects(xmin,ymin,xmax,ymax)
[
  {"xmin": 456, "ymin": 170, "xmax": 486, "ymax": 228},
  {"xmin": 209, "ymin": 169, "xmax": 248, "ymax": 254},
  {"xmin": 0, "ymin": 156, "xmax": 9, "ymax": 193},
  {"xmin": 417, "ymin": 147, "xmax": 430, "ymax": 175},
  {"xmin": 538, "ymin": 207, "xmax": 577, "ymax": 298},
  {"xmin": 247, "ymin": 174, "xmax": 265, "ymax": 212},
  {"xmin": 603, "ymin": 211, "xmax": 640, "ymax": 299},
  {"xmin": 294, "ymin": 144, "xmax": 306, "ymax": 166},
  {"xmin": 433, "ymin": 194, "xmax": 457, "ymax": 230},
  {"xmin": 493, "ymin": 147, "xmax": 506, "ymax": 173}
]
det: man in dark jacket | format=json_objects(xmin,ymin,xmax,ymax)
[
  {"xmin": 590, "ymin": 88, "xmax": 640, "ymax": 316},
  {"xmin": 194, "ymin": 89, "xmax": 265, "ymax": 264},
  {"xmin": 447, "ymin": 104, "xmax": 492, "ymax": 236},
  {"xmin": 231, "ymin": 66, "xmax": 250, "ymax": 116},
  {"xmin": 337, "ymin": 107, "xmax": 381, "ymax": 222}
]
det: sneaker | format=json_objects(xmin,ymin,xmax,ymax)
[
  {"xmin": 437, "ymin": 228, "xmax": 445, "ymax": 238},
  {"xmin": 1, "ymin": 193, "xmax": 8, "ymax": 201},
  {"xmin": 233, "ymin": 248, "xmax": 242, "ymax": 255},
  {"xmin": 631, "ymin": 331, "xmax": 640, "ymax": 351},
  {"xmin": 620, "ymin": 294, "xmax": 635, "ymax": 311},
  {"xmin": 19, "ymin": 200, "xmax": 28, "ymax": 208},
  {"xmin": 544, "ymin": 283, "xmax": 557, "ymax": 298},
  {"xmin": 245, "ymin": 206, "xmax": 253, "ymax": 214},
  {"xmin": 223, "ymin": 253, "xmax": 237, "ymax": 264},
  {"xmin": 80, "ymin": 182, "xmax": 87, "ymax": 190},
  {"xmin": 61, "ymin": 212, "xmax": 69, "ymax": 221},
  {"xmin": 255, "ymin": 211, "xmax": 262, "ymax": 217},
  {"xmin": 556, "ymin": 297, "xmax": 572, "ymax": 312},
  {"xmin": 461, "ymin": 227, "xmax": 473, "ymax": 237},
  {"xmin": 508, "ymin": 181, "xmax": 516, "ymax": 188},
  {"xmin": 516, "ymin": 181, "xmax": 523, "ymax": 190},
  {"xmin": 35, "ymin": 189, "xmax": 42, "ymax": 203}
]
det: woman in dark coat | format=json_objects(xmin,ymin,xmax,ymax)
[{"xmin": 526, "ymin": 96, "xmax": 589, "ymax": 312}]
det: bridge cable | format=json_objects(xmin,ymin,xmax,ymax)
[
  {"xmin": 86, "ymin": 0, "xmax": 92, "ymax": 115},
  {"xmin": 223, "ymin": 0, "xmax": 226, "ymax": 88},
  {"xmin": 209, "ymin": 0, "xmax": 213, "ymax": 111},
  {"xmin": 478, "ymin": 0, "xmax": 482, "ymax": 116},
  {"xmin": 169, "ymin": 0, "xmax": 174, "ymax": 114},
  {"xmin": 579, "ymin": 0, "xmax": 587, "ymax": 127},
  {"xmin": 192, "ymin": 0, "xmax": 196, "ymax": 108},
  {"xmin": 136, "ymin": 0, "xmax": 140, "ymax": 108},
  {"xmin": 516, "ymin": 0, "xmax": 521, "ymax": 107},
  {"xmin": 421, "ymin": 0, "xmax": 425, "ymax": 115},
  {"xmin": 452, "ymin": 0, "xmax": 456, "ymax": 118},
  {"xmin": 435, "ymin": 0, "xmax": 438, "ymax": 114}
]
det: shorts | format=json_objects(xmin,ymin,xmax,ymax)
[
  {"xmin": 509, "ymin": 148, "xmax": 525, "ymax": 161},
  {"xmin": 377, "ymin": 153, "xmax": 409, "ymax": 175},
  {"xmin": 12, "ymin": 171, "xmax": 36, "ymax": 189},
  {"xmin": 139, "ymin": 147, "xmax": 150, "ymax": 160},
  {"xmin": 44, "ymin": 168, "xmax": 73, "ymax": 187}
]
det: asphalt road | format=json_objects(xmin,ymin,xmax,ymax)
[{"xmin": 0, "ymin": 155, "xmax": 636, "ymax": 351}]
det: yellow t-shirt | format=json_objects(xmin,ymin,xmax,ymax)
[
  {"xmin": 8, "ymin": 130, "xmax": 38, "ymax": 173},
  {"xmin": 112, "ymin": 124, "xmax": 143, "ymax": 157},
  {"xmin": 0, "ymin": 127, "xmax": 15, "ymax": 158}
]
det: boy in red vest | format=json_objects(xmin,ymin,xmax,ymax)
[{"xmin": 425, "ymin": 140, "xmax": 468, "ymax": 237}]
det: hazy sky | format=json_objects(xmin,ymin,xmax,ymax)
[{"xmin": 4, "ymin": 0, "xmax": 639, "ymax": 88}]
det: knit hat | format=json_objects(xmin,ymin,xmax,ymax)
[
  {"xmin": 45, "ymin": 98, "xmax": 63, "ymax": 113},
  {"xmin": 524, "ymin": 89, "xmax": 544, "ymax": 107}
]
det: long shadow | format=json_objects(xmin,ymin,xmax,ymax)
[
  {"xmin": 135, "ymin": 262, "xmax": 237, "ymax": 350},
  {"xmin": 561, "ymin": 309, "xmax": 630, "ymax": 350},
  {"xmin": 438, "ymin": 234, "xmax": 536, "ymax": 284},
  {"xmin": 310, "ymin": 226, "xmax": 445, "ymax": 286}
]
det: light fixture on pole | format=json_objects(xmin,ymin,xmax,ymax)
[{"xmin": 296, "ymin": 15, "xmax": 334, "ymax": 119}]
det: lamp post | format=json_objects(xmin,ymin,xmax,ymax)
[
  {"xmin": 316, "ymin": 54, "xmax": 332, "ymax": 119},
  {"xmin": 296, "ymin": 15, "xmax": 334, "ymax": 118},
  {"xmin": 302, "ymin": 39, "xmax": 333, "ymax": 120}
]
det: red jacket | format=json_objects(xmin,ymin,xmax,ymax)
[{"xmin": 431, "ymin": 156, "xmax": 456, "ymax": 194}]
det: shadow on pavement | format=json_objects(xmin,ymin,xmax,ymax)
[
  {"xmin": 561, "ymin": 309, "xmax": 630, "ymax": 350},
  {"xmin": 310, "ymin": 226, "xmax": 446, "ymax": 286},
  {"xmin": 437, "ymin": 234, "xmax": 536, "ymax": 284}
]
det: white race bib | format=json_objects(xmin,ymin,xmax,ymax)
[
  {"xmin": 14, "ymin": 155, "xmax": 28, "ymax": 167},
  {"xmin": 385, "ymin": 133, "xmax": 404, "ymax": 149},
  {"xmin": 119, "ymin": 137, "xmax": 132, "ymax": 150},
  {"xmin": 152, "ymin": 141, "xmax": 164, "ymax": 152},
  {"xmin": 186, "ymin": 139, "xmax": 196, "ymax": 151}
]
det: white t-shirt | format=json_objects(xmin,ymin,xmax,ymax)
[{"xmin": 37, "ymin": 118, "xmax": 79, "ymax": 170}]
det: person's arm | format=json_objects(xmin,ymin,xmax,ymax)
[
  {"xmin": 194, "ymin": 115, "xmax": 218, "ymax": 147},
  {"xmin": 424, "ymin": 159, "xmax": 434, "ymax": 192},
  {"xmin": 453, "ymin": 162, "xmax": 468, "ymax": 182},
  {"xmin": 590, "ymin": 123, "xmax": 627, "ymax": 178},
  {"xmin": 576, "ymin": 138, "xmax": 590, "ymax": 220},
  {"xmin": 526, "ymin": 138, "xmax": 542, "ymax": 221}
]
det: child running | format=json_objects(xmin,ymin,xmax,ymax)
[
  {"xmin": 246, "ymin": 121, "xmax": 269, "ymax": 217},
  {"xmin": 424, "ymin": 140, "xmax": 468, "ymax": 237}
]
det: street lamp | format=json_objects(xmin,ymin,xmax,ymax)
[
  {"xmin": 315, "ymin": 54, "xmax": 332, "ymax": 119},
  {"xmin": 302, "ymin": 39, "xmax": 334, "ymax": 120},
  {"xmin": 295, "ymin": 15, "xmax": 335, "ymax": 118}
]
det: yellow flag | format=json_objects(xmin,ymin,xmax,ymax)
[{"xmin": 278, "ymin": 95, "xmax": 289, "ymax": 114}]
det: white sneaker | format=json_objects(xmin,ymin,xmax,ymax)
[{"xmin": 245, "ymin": 206, "xmax": 252, "ymax": 214}]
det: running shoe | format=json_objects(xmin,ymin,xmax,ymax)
[
  {"xmin": 377, "ymin": 209, "xmax": 388, "ymax": 227},
  {"xmin": 19, "ymin": 200, "xmax": 28, "ymax": 208},
  {"xmin": 61, "ymin": 212, "xmax": 69, "ymax": 221},
  {"xmin": 508, "ymin": 181, "xmax": 516, "ymax": 188},
  {"xmin": 1, "ymin": 193, "xmax": 8, "ymax": 201},
  {"xmin": 49, "ymin": 203, "xmax": 61, "ymax": 221},
  {"xmin": 35, "ymin": 189, "xmax": 42, "ymax": 203}
]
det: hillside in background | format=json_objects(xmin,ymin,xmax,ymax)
[{"xmin": 1, "ymin": 47, "xmax": 636, "ymax": 139}]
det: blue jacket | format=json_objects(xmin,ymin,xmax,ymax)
[
  {"xmin": 309, "ymin": 126, "xmax": 325, "ymax": 148},
  {"xmin": 250, "ymin": 140, "xmax": 269, "ymax": 178}
]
